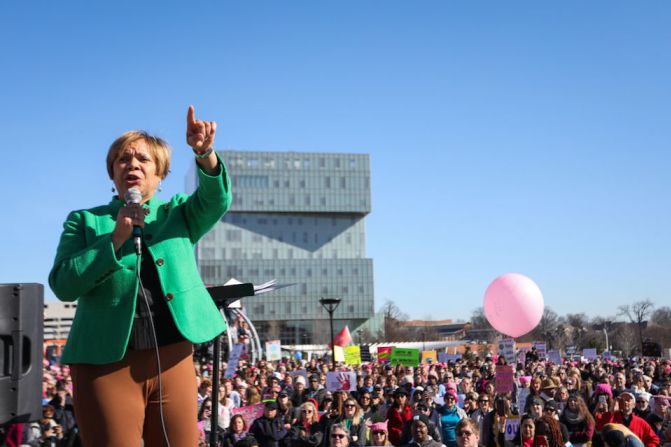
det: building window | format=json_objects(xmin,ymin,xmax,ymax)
[{"xmin": 226, "ymin": 230, "xmax": 242, "ymax": 241}]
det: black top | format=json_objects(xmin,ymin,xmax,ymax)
[{"xmin": 127, "ymin": 241, "xmax": 185, "ymax": 350}]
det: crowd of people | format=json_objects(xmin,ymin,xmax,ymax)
[{"xmin": 3, "ymin": 347, "xmax": 671, "ymax": 447}]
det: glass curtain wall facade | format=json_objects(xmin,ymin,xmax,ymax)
[{"xmin": 192, "ymin": 150, "xmax": 374, "ymax": 345}]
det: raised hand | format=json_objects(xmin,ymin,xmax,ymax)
[{"xmin": 186, "ymin": 105, "xmax": 217, "ymax": 153}]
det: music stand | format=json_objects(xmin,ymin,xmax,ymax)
[{"xmin": 206, "ymin": 283, "xmax": 255, "ymax": 447}]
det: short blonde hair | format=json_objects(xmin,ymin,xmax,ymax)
[{"xmin": 106, "ymin": 130, "xmax": 171, "ymax": 180}]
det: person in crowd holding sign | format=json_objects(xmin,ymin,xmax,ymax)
[
  {"xmin": 592, "ymin": 386, "xmax": 615, "ymax": 447},
  {"xmin": 491, "ymin": 395, "xmax": 516, "ymax": 447}
]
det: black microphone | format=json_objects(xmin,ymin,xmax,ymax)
[{"xmin": 124, "ymin": 187, "xmax": 143, "ymax": 255}]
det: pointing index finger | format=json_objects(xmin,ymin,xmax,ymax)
[{"xmin": 187, "ymin": 105, "xmax": 196, "ymax": 125}]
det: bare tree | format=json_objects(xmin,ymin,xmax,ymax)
[
  {"xmin": 613, "ymin": 323, "xmax": 637, "ymax": 357},
  {"xmin": 565, "ymin": 313, "xmax": 589, "ymax": 349},
  {"xmin": 618, "ymin": 299, "xmax": 655, "ymax": 355},
  {"xmin": 651, "ymin": 306, "xmax": 671, "ymax": 328},
  {"xmin": 470, "ymin": 307, "xmax": 492, "ymax": 329},
  {"xmin": 530, "ymin": 307, "xmax": 560, "ymax": 348},
  {"xmin": 381, "ymin": 300, "xmax": 409, "ymax": 341},
  {"xmin": 469, "ymin": 307, "xmax": 497, "ymax": 342}
]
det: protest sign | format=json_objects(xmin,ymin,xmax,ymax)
[
  {"xmin": 334, "ymin": 346, "xmax": 345, "ymax": 363},
  {"xmin": 360, "ymin": 345, "xmax": 372, "ymax": 362},
  {"xmin": 377, "ymin": 346, "xmax": 392, "ymax": 362},
  {"xmin": 547, "ymin": 350, "xmax": 562, "ymax": 365},
  {"xmin": 225, "ymin": 343, "xmax": 245, "ymax": 378},
  {"xmin": 516, "ymin": 387, "xmax": 530, "ymax": 410},
  {"xmin": 438, "ymin": 353, "xmax": 462, "ymax": 363},
  {"xmin": 344, "ymin": 345, "xmax": 362, "ymax": 365},
  {"xmin": 421, "ymin": 350, "xmax": 437, "ymax": 364},
  {"xmin": 517, "ymin": 346, "xmax": 530, "ymax": 365},
  {"xmin": 327, "ymin": 371, "xmax": 357, "ymax": 391},
  {"xmin": 583, "ymin": 348, "xmax": 597, "ymax": 361},
  {"xmin": 265, "ymin": 340, "xmax": 282, "ymax": 361},
  {"xmin": 496, "ymin": 364, "xmax": 514, "ymax": 393},
  {"xmin": 533, "ymin": 341, "xmax": 547, "ymax": 360},
  {"xmin": 232, "ymin": 403, "xmax": 265, "ymax": 432},
  {"xmin": 504, "ymin": 417, "xmax": 521, "ymax": 441},
  {"xmin": 498, "ymin": 338, "xmax": 516, "ymax": 364},
  {"xmin": 391, "ymin": 348, "xmax": 420, "ymax": 366}
]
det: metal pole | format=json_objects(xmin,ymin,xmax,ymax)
[
  {"xmin": 329, "ymin": 310, "xmax": 336, "ymax": 370},
  {"xmin": 210, "ymin": 335, "xmax": 220, "ymax": 447},
  {"xmin": 319, "ymin": 298, "xmax": 341, "ymax": 371}
]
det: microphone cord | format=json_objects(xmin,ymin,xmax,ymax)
[{"xmin": 136, "ymin": 254, "xmax": 172, "ymax": 447}]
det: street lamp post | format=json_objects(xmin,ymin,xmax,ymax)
[{"xmin": 319, "ymin": 298, "xmax": 342, "ymax": 370}]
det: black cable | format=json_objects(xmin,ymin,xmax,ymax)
[{"xmin": 136, "ymin": 255, "xmax": 172, "ymax": 447}]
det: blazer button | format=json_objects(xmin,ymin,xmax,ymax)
[
  {"xmin": 165, "ymin": 293, "xmax": 174, "ymax": 301},
  {"xmin": 156, "ymin": 258, "xmax": 164, "ymax": 266}
]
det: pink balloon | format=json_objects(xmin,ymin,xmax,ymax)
[{"xmin": 483, "ymin": 273, "xmax": 544, "ymax": 338}]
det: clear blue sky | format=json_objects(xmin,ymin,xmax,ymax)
[{"xmin": 1, "ymin": 1, "xmax": 669, "ymax": 321}]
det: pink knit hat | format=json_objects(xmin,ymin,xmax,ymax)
[
  {"xmin": 445, "ymin": 389, "xmax": 458, "ymax": 401},
  {"xmin": 369, "ymin": 421, "xmax": 388, "ymax": 433},
  {"xmin": 594, "ymin": 383, "xmax": 613, "ymax": 398}
]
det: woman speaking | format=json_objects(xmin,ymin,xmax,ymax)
[{"xmin": 49, "ymin": 106, "xmax": 232, "ymax": 446}]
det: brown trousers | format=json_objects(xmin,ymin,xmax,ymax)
[{"xmin": 71, "ymin": 341, "xmax": 199, "ymax": 447}]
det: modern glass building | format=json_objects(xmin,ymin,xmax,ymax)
[{"xmin": 191, "ymin": 150, "xmax": 375, "ymax": 345}]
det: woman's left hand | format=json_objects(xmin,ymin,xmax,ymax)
[{"xmin": 186, "ymin": 105, "xmax": 216, "ymax": 153}]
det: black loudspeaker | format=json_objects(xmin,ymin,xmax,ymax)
[
  {"xmin": 642, "ymin": 340, "xmax": 662, "ymax": 358},
  {"xmin": 0, "ymin": 283, "xmax": 44, "ymax": 426}
]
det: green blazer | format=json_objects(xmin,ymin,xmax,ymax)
[{"xmin": 49, "ymin": 159, "xmax": 232, "ymax": 365}]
